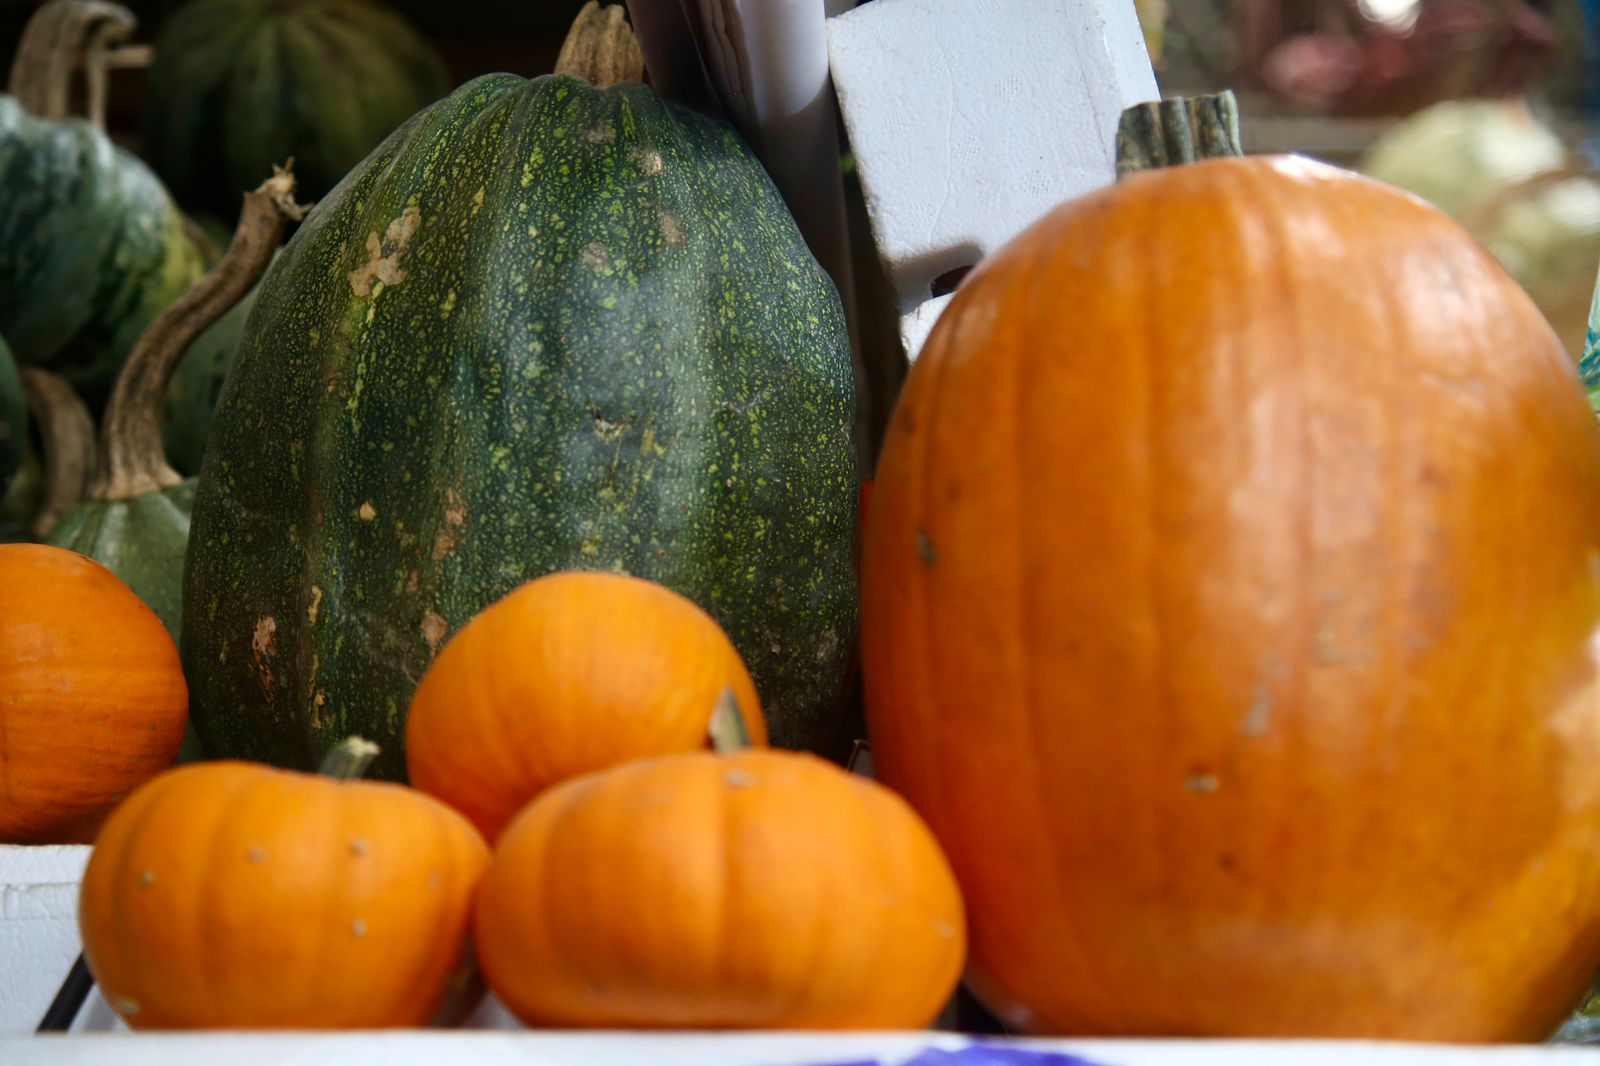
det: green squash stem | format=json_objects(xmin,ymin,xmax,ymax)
[
  {"xmin": 708, "ymin": 688, "xmax": 754, "ymax": 754},
  {"xmin": 92, "ymin": 167, "xmax": 307, "ymax": 502},
  {"xmin": 18, "ymin": 368, "xmax": 95, "ymax": 538},
  {"xmin": 1115, "ymin": 91, "xmax": 1243, "ymax": 180},
  {"xmin": 8, "ymin": 0, "xmax": 137, "ymax": 129},
  {"xmin": 554, "ymin": 1, "xmax": 645, "ymax": 88},
  {"xmin": 318, "ymin": 737, "xmax": 382, "ymax": 780}
]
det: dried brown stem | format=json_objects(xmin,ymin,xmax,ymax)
[
  {"xmin": 19, "ymin": 368, "xmax": 96, "ymax": 539},
  {"xmin": 93, "ymin": 166, "xmax": 308, "ymax": 501},
  {"xmin": 1116, "ymin": 91, "xmax": 1243, "ymax": 180},
  {"xmin": 8, "ymin": 0, "xmax": 136, "ymax": 130},
  {"xmin": 555, "ymin": 1, "xmax": 645, "ymax": 88}
]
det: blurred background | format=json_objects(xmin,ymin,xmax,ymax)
[{"xmin": 5, "ymin": 0, "xmax": 1598, "ymax": 356}]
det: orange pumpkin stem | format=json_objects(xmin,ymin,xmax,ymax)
[
  {"xmin": 317, "ymin": 737, "xmax": 382, "ymax": 781},
  {"xmin": 93, "ymin": 164, "xmax": 307, "ymax": 502},
  {"xmin": 708, "ymin": 688, "xmax": 754, "ymax": 753},
  {"xmin": 1115, "ymin": 90, "xmax": 1242, "ymax": 179},
  {"xmin": 554, "ymin": 1, "xmax": 645, "ymax": 88}
]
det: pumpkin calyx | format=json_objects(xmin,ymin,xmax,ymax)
[
  {"xmin": 708, "ymin": 687, "xmax": 755, "ymax": 754},
  {"xmin": 8, "ymin": 0, "xmax": 138, "ymax": 131},
  {"xmin": 18, "ymin": 368, "xmax": 95, "ymax": 539},
  {"xmin": 91, "ymin": 164, "xmax": 307, "ymax": 503},
  {"xmin": 554, "ymin": 1, "xmax": 645, "ymax": 90},
  {"xmin": 318, "ymin": 737, "xmax": 382, "ymax": 781},
  {"xmin": 1115, "ymin": 90, "xmax": 1243, "ymax": 180}
]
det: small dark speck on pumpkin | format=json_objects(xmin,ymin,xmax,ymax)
[
  {"xmin": 1186, "ymin": 772, "xmax": 1220, "ymax": 794},
  {"xmin": 915, "ymin": 529, "xmax": 939, "ymax": 565},
  {"xmin": 247, "ymin": 845, "xmax": 267, "ymax": 863},
  {"xmin": 1218, "ymin": 853, "xmax": 1238, "ymax": 872}
]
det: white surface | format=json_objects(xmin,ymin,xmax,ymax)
[
  {"xmin": 1, "ymin": 845, "xmax": 91, "ymax": 1034},
  {"xmin": 827, "ymin": 0, "xmax": 1157, "ymax": 360},
  {"xmin": 5, "ymin": 847, "xmax": 1597, "ymax": 1055},
  {"xmin": 8, "ymin": 1032, "xmax": 1600, "ymax": 1063}
]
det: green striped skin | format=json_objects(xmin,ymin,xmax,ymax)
[
  {"xmin": 143, "ymin": 0, "xmax": 451, "ymax": 218},
  {"xmin": 0, "ymin": 97, "xmax": 205, "ymax": 404},
  {"xmin": 0, "ymin": 337, "xmax": 23, "ymax": 496},
  {"xmin": 183, "ymin": 73, "xmax": 859, "ymax": 780},
  {"xmin": 163, "ymin": 279, "xmax": 263, "ymax": 475},
  {"xmin": 49, "ymin": 481, "xmax": 196, "ymax": 636}
]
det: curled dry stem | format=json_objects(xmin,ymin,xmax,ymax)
[{"xmin": 93, "ymin": 164, "xmax": 309, "ymax": 502}]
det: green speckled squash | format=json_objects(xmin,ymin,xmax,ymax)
[
  {"xmin": 51, "ymin": 172, "xmax": 304, "ymax": 637},
  {"xmin": 0, "ymin": 337, "xmax": 24, "ymax": 497},
  {"xmin": 0, "ymin": 96, "xmax": 205, "ymax": 402},
  {"xmin": 182, "ymin": 10, "xmax": 859, "ymax": 781},
  {"xmin": 143, "ymin": 0, "xmax": 451, "ymax": 218}
]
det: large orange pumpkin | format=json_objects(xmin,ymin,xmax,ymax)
[
  {"xmin": 406, "ymin": 570, "xmax": 767, "ymax": 841},
  {"xmin": 862, "ymin": 108, "xmax": 1600, "ymax": 1039},
  {"xmin": 78, "ymin": 745, "xmax": 489, "ymax": 1028},
  {"xmin": 0, "ymin": 543, "xmax": 188, "ymax": 843},
  {"xmin": 476, "ymin": 748, "xmax": 966, "ymax": 1029}
]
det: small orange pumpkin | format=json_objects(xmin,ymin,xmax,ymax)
[
  {"xmin": 476, "ymin": 747, "xmax": 966, "ymax": 1029},
  {"xmin": 78, "ymin": 742, "xmax": 489, "ymax": 1029},
  {"xmin": 0, "ymin": 543, "xmax": 187, "ymax": 843},
  {"xmin": 406, "ymin": 570, "xmax": 767, "ymax": 841}
]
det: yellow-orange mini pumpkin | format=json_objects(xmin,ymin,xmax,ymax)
[
  {"xmin": 406, "ymin": 570, "xmax": 767, "ymax": 840},
  {"xmin": 0, "ymin": 543, "xmax": 187, "ymax": 843},
  {"xmin": 862, "ymin": 98, "xmax": 1600, "ymax": 1040},
  {"xmin": 79, "ymin": 745, "xmax": 489, "ymax": 1029},
  {"xmin": 476, "ymin": 748, "xmax": 965, "ymax": 1029}
]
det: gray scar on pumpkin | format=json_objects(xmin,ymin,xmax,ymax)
[{"xmin": 349, "ymin": 206, "xmax": 423, "ymax": 297}]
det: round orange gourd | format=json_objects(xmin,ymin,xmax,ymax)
[
  {"xmin": 862, "ymin": 102, "xmax": 1600, "ymax": 1040},
  {"xmin": 78, "ymin": 749, "xmax": 489, "ymax": 1028},
  {"xmin": 0, "ymin": 543, "xmax": 187, "ymax": 843},
  {"xmin": 406, "ymin": 570, "xmax": 767, "ymax": 841},
  {"xmin": 476, "ymin": 748, "xmax": 966, "ymax": 1029}
]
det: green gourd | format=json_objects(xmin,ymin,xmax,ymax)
[
  {"xmin": 181, "ymin": 7, "xmax": 859, "ymax": 781},
  {"xmin": 143, "ymin": 0, "xmax": 451, "ymax": 218},
  {"xmin": 49, "ymin": 171, "xmax": 306, "ymax": 637},
  {"xmin": 0, "ymin": 3, "xmax": 206, "ymax": 404}
]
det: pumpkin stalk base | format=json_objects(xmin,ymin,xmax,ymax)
[
  {"xmin": 1116, "ymin": 91, "xmax": 1243, "ymax": 179},
  {"xmin": 555, "ymin": 2, "xmax": 645, "ymax": 89}
]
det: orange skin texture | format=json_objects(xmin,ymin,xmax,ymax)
[
  {"xmin": 78, "ymin": 761, "xmax": 489, "ymax": 1028},
  {"xmin": 476, "ymin": 749, "xmax": 966, "ymax": 1029},
  {"xmin": 0, "ymin": 543, "xmax": 187, "ymax": 843},
  {"xmin": 406, "ymin": 570, "xmax": 767, "ymax": 842},
  {"xmin": 861, "ymin": 156, "xmax": 1600, "ymax": 1040}
]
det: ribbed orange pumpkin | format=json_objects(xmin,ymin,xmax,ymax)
[
  {"xmin": 0, "ymin": 543, "xmax": 187, "ymax": 843},
  {"xmin": 862, "ymin": 146, "xmax": 1600, "ymax": 1037},
  {"xmin": 78, "ymin": 753, "xmax": 489, "ymax": 1028},
  {"xmin": 476, "ymin": 749, "xmax": 966, "ymax": 1029},
  {"xmin": 406, "ymin": 570, "xmax": 767, "ymax": 841}
]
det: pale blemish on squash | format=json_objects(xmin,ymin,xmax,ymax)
[
  {"xmin": 349, "ymin": 838, "xmax": 370, "ymax": 857},
  {"xmin": 660, "ymin": 211, "xmax": 684, "ymax": 246},
  {"xmin": 934, "ymin": 920, "xmax": 956, "ymax": 940},
  {"xmin": 348, "ymin": 206, "xmax": 422, "ymax": 297},
  {"xmin": 1186, "ymin": 772, "xmax": 1220, "ymax": 794},
  {"xmin": 631, "ymin": 147, "xmax": 663, "ymax": 175},
  {"xmin": 113, "ymin": 996, "xmax": 141, "ymax": 1016},
  {"xmin": 585, "ymin": 123, "xmax": 616, "ymax": 144},
  {"xmin": 581, "ymin": 241, "xmax": 613, "ymax": 273},
  {"xmin": 307, "ymin": 585, "xmax": 324, "ymax": 624},
  {"xmin": 247, "ymin": 845, "xmax": 267, "ymax": 863},
  {"xmin": 420, "ymin": 611, "xmax": 448, "ymax": 652},
  {"xmin": 358, "ymin": 502, "xmax": 377, "ymax": 521},
  {"xmin": 725, "ymin": 770, "xmax": 755, "ymax": 788},
  {"xmin": 139, "ymin": 870, "xmax": 155, "ymax": 887},
  {"xmin": 351, "ymin": 919, "xmax": 368, "ymax": 938}
]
